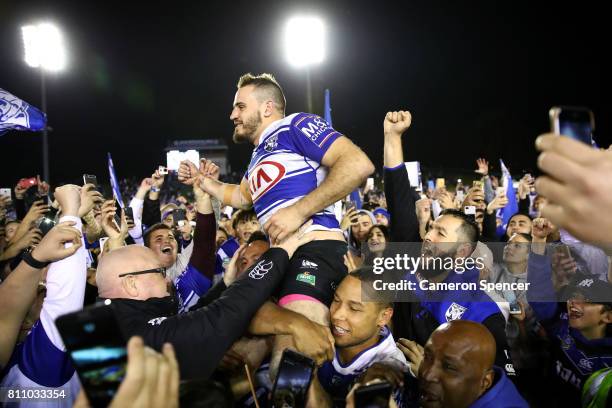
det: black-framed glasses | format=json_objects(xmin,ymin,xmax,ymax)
[{"xmin": 118, "ymin": 267, "xmax": 167, "ymax": 279}]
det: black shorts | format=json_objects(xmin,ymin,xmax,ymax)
[{"xmin": 277, "ymin": 240, "xmax": 348, "ymax": 307}]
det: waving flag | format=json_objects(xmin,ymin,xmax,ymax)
[
  {"xmin": 108, "ymin": 153, "xmax": 124, "ymax": 208},
  {"xmin": 498, "ymin": 159, "xmax": 518, "ymax": 231},
  {"xmin": 0, "ymin": 88, "xmax": 46, "ymax": 136},
  {"xmin": 324, "ymin": 89, "xmax": 333, "ymax": 126}
]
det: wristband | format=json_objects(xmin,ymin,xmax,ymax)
[
  {"xmin": 151, "ymin": 186, "xmax": 160, "ymax": 193},
  {"xmin": 22, "ymin": 249, "xmax": 50, "ymax": 269}
]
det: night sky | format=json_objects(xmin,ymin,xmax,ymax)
[{"xmin": 1, "ymin": 0, "xmax": 610, "ymax": 188}]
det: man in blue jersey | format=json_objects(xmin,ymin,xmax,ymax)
[
  {"xmin": 312, "ymin": 268, "xmax": 409, "ymax": 407},
  {"xmin": 381, "ymin": 111, "xmax": 516, "ymax": 379},
  {"xmin": 181, "ymin": 73, "xmax": 374, "ymax": 374}
]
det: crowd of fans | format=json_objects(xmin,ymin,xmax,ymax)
[{"xmin": 1, "ymin": 73, "xmax": 611, "ymax": 408}]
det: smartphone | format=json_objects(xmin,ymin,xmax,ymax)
[
  {"xmin": 555, "ymin": 244, "xmax": 572, "ymax": 259},
  {"xmin": 56, "ymin": 304, "xmax": 127, "ymax": 407},
  {"xmin": 455, "ymin": 190, "xmax": 465, "ymax": 202},
  {"xmin": 271, "ymin": 349, "xmax": 315, "ymax": 408},
  {"xmin": 83, "ymin": 174, "xmax": 98, "ymax": 187},
  {"xmin": 435, "ymin": 178, "xmax": 445, "ymax": 189},
  {"xmin": 36, "ymin": 217, "xmax": 56, "ymax": 238},
  {"xmin": 405, "ymin": 161, "xmax": 423, "ymax": 192},
  {"xmin": 354, "ymin": 381, "xmax": 393, "ymax": 408},
  {"xmin": 427, "ymin": 180, "xmax": 435, "ymax": 191},
  {"xmin": 0, "ymin": 188, "xmax": 11, "ymax": 198},
  {"xmin": 124, "ymin": 207, "xmax": 134, "ymax": 222},
  {"xmin": 472, "ymin": 180, "xmax": 484, "ymax": 190},
  {"xmin": 346, "ymin": 201, "xmax": 357, "ymax": 212},
  {"xmin": 158, "ymin": 165, "xmax": 168, "ymax": 175},
  {"xmin": 365, "ymin": 177, "xmax": 374, "ymax": 191},
  {"xmin": 509, "ymin": 301, "xmax": 522, "ymax": 315},
  {"xmin": 496, "ymin": 186, "xmax": 506, "ymax": 197},
  {"xmin": 18, "ymin": 177, "xmax": 38, "ymax": 190},
  {"xmin": 549, "ymin": 106, "xmax": 594, "ymax": 145},
  {"xmin": 464, "ymin": 206, "xmax": 476, "ymax": 216},
  {"xmin": 174, "ymin": 209, "xmax": 186, "ymax": 227}
]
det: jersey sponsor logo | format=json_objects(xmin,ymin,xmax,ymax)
[
  {"xmin": 445, "ymin": 302, "xmax": 467, "ymax": 321},
  {"xmin": 248, "ymin": 160, "xmax": 286, "ymax": 202},
  {"xmin": 148, "ymin": 317, "xmax": 168, "ymax": 326},
  {"xmin": 301, "ymin": 260, "xmax": 318, "ymax": 269},
  {"xmin": 296, "ymin": 272, "xmax": 317, "ymax": 286},
  {"xmin": 299, "ymin": 116, "xmax": 329, "ymax": 143},
  {"xmin": 249, "ymin": 260, "xmax": 273, "ymax": 280},
  {"xmin": 264, "ymin": 134, "xmax": 278, "ymax": 152}
]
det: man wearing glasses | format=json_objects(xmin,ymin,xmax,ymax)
[{"xmin": 95, "ymin": 225, "xmax": 316, "ymax": 380}]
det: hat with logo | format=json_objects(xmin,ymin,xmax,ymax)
[{"xmin": 564, "ymin": 273, "xmax": 612, "ymax": 306}]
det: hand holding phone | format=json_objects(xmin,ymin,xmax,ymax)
[
  {"xmin": 549, "ymin": 106, "xmax": 594, "ymax": 145},
  {"xmin": 158, "ymin": 165, "xmax": 169, "ymax": 175},
  {"xmin": 83, "ymin": 174, "xmax": 98, "ymax": 188},
  {"xmin": 354, "ymin": 381, "xmax": 393, "ymax": 408},
  {"xmin": 56, "ymin": 305, "xmax": 127, "ymax": 407},
  {"xmin": 271, "ymin": 349, "xmax": 315, "ymax": 408}
]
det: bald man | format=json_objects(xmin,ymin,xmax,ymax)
[
  {"xmin": 96, "ymin": 228, "xmax": 312, "ymax": 380},
  {"xmin": 418, "ymin": 320, "xmax": 527, "ymax": 408}
]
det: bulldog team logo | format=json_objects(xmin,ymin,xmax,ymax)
[
  {"xmin": 445, "ymin": 302, "xmax": 467, "ymax": 321},
  {"xmin": 248, "ymin": 161, "xmax": 285, "ymax": 202},
  {"xmin": 264, "ymin": 134, "xmax": 278, "ymax": 152},
  {"xmin": 0, "ymin": 88, "xmax": 46, "ymax": 133}
]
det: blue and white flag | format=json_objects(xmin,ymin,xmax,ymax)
[
  {"xmin": 108, "ymin": 153, "xmax": 124, "ymax": 208},
  {"xmin": 324, "ymin": 88, "xmax": 333, "ymax": 126},
  {"xmin": 498, "ymin": 159, "xmax": 518, "ymax": 230},
  {"xmin": 0, "ymin": 88, "xmax": 46, "ymax": 136}
]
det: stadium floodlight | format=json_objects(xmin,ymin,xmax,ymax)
[
  {"xmin": 284, "ymin": 16, "xmax": 325, "ymax": 68},
  {"xmin": 22, "ymin": 23, "xmax": 67, "ymax": 71}
]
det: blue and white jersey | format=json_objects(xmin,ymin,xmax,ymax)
[
  {"xmin": 166, "ymin": 240, "xmax": 211, "ymax": 313},
  {"xmin": 213, "ymin": 237, "xmax": 240, "ymax": 283},
  {"xmin": 318, "ymin": 326, "xmax": 408, "ymax": 403},
  {"xmin": 174, "ymin": 263, "xmax": 212, "ymax": 313},
  {"xmin": 1, "ymin": 321, "xmax": 81, "ymax": 408},
  {"xmin": 0, "ymin": 215, "xmax": 86, "ymax": 407},
  {"xmin": 245, "ymin": 113, "xmax": 342, "ymax": 230}
]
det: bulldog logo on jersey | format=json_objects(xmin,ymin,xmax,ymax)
[
  {"xmin": 249, "ymin": 160, "xmax": 286, "ymax": 202},
  {"xmin": 445, "ymin": 302, "xmax": 467, "ymax": 321}
]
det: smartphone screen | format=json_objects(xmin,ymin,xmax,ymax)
[
  {"xmin": 124, "ymin": 207, "xmax": 134, "ymax": 222},
  {"xmin": 56, "ymin": 304, "xmax": 127, "ymax": 407},
  {"xmin": 550, "ymin": 106, "xmax": 594, "ymax": 145},
  {"xmin": 509, "ymin": 301, "xmax": 522, "ymax": 315},
  {"xmin": 83, "ymin": 174, "xmax": 98, "ymax": 187},
  {"xmin": 271, "ymin": 349, "xmax": 315, "ymax": 408},
  {"xmin": 0, "ymin": 188, "xmax": 11, "ymax": 198},
  {"xmin": 354, "ymin": 381, "xmax": 393, "ymax": 408}
]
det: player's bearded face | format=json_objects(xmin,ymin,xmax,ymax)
[{"xmin": 233, "ymin": 109, "xmax": 262, "ymax": 143}]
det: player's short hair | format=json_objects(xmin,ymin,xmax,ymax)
[
  {"xmin": 237, "ymin": 73, "xmax": 286, "ymax": 114},
  {"xmin": 348, "ymin": 266, "xmax": 394, "ymax": 310}
]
